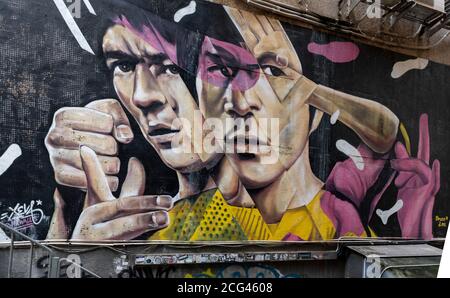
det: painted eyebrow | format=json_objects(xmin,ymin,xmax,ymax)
[
  {"xmin": 205, "ymin": 52, "xmax": 229, "ymax": 65},
  {"xmin": 104, "ymin": 50, "xmax": 169, "ymax": 64},
  {"xmin": 208, "ymin": 45, "xmax": 236, "ymax": 63},
  {"xmin": 205, "ymin": 52, "xmax": 259, "ymax": 72},
  {"xmin": 104, "ymin": 50, "xmax": 137, "ymax": 61}
]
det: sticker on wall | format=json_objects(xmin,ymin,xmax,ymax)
[
  {"xmin": 307, "ymin": 41, "xmax": 360, "ymax": 63},
  {"xmin": 336, "ymin": 140, "xmax": 365, "ymax": 170},
  {"xmin": 174, "ymin": 1, "xmax": 197, "ymax": 22},
  {"xmin": 391, "ymin": 57, "xmax": 429, "ymax": 79},
  {"xmin": 330, "ymin": 109, "xmax": 340, "ymax": 125},
  {"xmin": 0, "ymin": 144, "xmax": 22, "ymax": 176},
  {"xmin": 376, "ymin": 200, "xmax": 404, "ymax": 225}
]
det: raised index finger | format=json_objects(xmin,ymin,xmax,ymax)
[
  {"xmin": 417, "ymin": 113, "xmax": 430, "ymax": 165},
  {"xmin": 80, "ymin": 146, "xmax": 114, "ymax": 204}
]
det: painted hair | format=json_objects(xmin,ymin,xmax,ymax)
[{"xmin": 102, "ymin": 0, "xmax": 201, "ymax": 101}]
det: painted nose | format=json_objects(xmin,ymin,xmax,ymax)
[
  {"xmin": 226, "ymin": 89, "xmax": 261, "ymax": 118},
  {"xmin": 132, "ymin": 64, "xmax": 166, "ymax": 110}
]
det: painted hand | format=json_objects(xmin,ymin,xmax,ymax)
[
  {"xmin": 326, "ymin": 143, "xmax": 394, "ymax": 221},
  {"xmin": 45, "ymin": 99, "xmax": 134, "ymax": 192},
  {"xmin": 391, "ymin": 114, "xmax": 440, "ymax": 239},
  {"xmin": 70, "ymin": 146, "xmax": 172, "ymax": 241}
]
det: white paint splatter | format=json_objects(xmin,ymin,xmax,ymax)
[
  {"xmin": 53, "ymin": 0, "xmax": 95, "ymax": 55},
  {"xmin": 336, "ymin": 140, "xmax": 364, "ymax": 170},
  {"xmin": 82, "ymin": 0, "xmax": 96, "ymax": 15},
  {"xmin": 391, "ymin": 58, "xmax": 428, "ymax": 79},
  {"xmin": 174, "ymin": 1, "xmax": 197, "ymax": 23},
  {"xmin": 330, "ymin": 109, "xmax": 340, "ymax": 125},
  {"xmin": 376, "ymin": 199, "xmax": 404, "ymax": 225},
  {"xmin": 0, "ymin": 144, "xmax": 22, "ymax": 176}
]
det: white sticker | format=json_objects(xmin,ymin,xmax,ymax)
[
  {"xmin": 330, "ymin": 109, "xmax": 340, "ymax": 125},
  {"xmin": 174, "ymin": 1, "xmax": 197, "ymax": 23},
  {"xmin": 376, "ymin": 199, "xmax": 404, "ymax": 225},
  {"xmin": 391, "ymin": 58, "xmax": 428, "ymax": 79},
  {"xmin": 0, "ymin": 144, "xmax": 22, "ymax": 176},
  {"xmin": 336, "ymin": 140, "xmax": 364, "ymax": 170}
]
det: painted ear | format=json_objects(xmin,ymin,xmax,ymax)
[{"xmin": 309, "ymin": 109, "xmax": 324, "ymax": 136}]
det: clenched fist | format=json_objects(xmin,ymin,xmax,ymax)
[{"xmin": 45, "ymin": 99, "xmax": 134, "ymax": 192}]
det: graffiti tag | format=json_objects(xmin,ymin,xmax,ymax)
[{"xmin": 1, "ymin": 200, "xmax": 44, "ymax": 230}]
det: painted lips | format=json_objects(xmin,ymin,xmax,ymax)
[
  {"xmin": 226, "ymin": 133, "xmax": 271, "ymax": 155},
  {"xmin": 148, "ymin": 122, "xmax": 181, "ymax": 144}
]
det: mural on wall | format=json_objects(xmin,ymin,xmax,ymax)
[{"xmin": 0, "ymin": 0, "xmax": 448, "ymax": 242}]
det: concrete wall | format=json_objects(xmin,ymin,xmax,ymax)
[
  {"xmin": 0, "ymin": 242, "xmax": 346, "ymax": 278},
  {"xmin": 0, "ymin": 240, "xmax": 443, "ymax": 278}
]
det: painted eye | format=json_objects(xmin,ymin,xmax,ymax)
[
  {"xmin": 207, "ymin": 65, "xmax": 235, "ymax": 78},
  {"xmin": 163, "ymin": 64, "xmax": 181, "ymax": 75},
  {"xmin": 220, "ymin": 66, "xmax": 233, "ymax": 78},
  {"xmin": 115, "ymin": 61, "xmax": 136, "ymax": 73},
  {"xmin": 263, "ymin": 65, "xmax": 285, "ymax": 77}
]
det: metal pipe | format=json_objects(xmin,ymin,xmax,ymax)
[
  {"xmin": 0, "ymin": 222, "xmax": 53, "ymax": 254},
  {"xmin": 8, "ymin": 233, "xmax": 14, "ymax": 278},
  {"xmin": 28, "ymin": 243, "xmax": 34, "ymax": 278},
  {"xmin": 0, "ymin": 222, "xmax": 54, "ymax": 278}
]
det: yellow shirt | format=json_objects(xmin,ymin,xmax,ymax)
[{"xmin": 149, "ymin": 188, "xmax": 368, "ymax": 241}]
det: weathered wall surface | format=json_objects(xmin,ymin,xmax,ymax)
[
  {"xmin": 0, "ymin": 0, "xmax": 449, "ymax": 243},
  {"xmin": 0, "ymin": 241, "xmax": 443, "ymax": 278},
  {"xmin": 0, "ymin": 243, "xmax": 345, "ymax": 278},
  {"xmin": 210, "ymin": 0, "xmax": 450, "ymax": 66},
  {"xmin": 0, "ymin": 241, "xmax": 352, "ymax": 278}
]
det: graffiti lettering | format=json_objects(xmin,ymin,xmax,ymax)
[
  {"xmin": 1, "ymin": 200, "xmax": 44, "ymax": 230},
  {"xmin": 185, "ymin": 264, "xmax": 301, "ymax": 278}
]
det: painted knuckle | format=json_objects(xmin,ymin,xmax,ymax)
[
  {"xmin": 54, "ymin": 107, "xmax": 71, "ymax": 125},
  {"xmin": 82, "ymin": 136, "xmax": 114, "ymax": 155},
  {"xmin": 139, "ymin": 196, "xmax": 158, "ymax": 209},
  {"xmin": 136, "ymin": 213, "xmax": 154, "ymax": 228},
  {"xmin": 96, "ymin": 98, "xmax": 120, "ymax": 106},
  {"xmin": 104, "ymin": 98, "xmax": 121, "ymax": 108},
  {"xmin": 115, "ymin": 197, "xmax": 128, "ymax": 213},
  {"xmin": 45, "ymin": 128, "xmax": 66, "ymax": 147},
  {"xmin": 54, "ymin": 169, "xmax": 69, "ymax": 185},
  {"xmin": 107, "ymin": 176, "xmax": 120, "ymax": 192},
  {"xmin": 102, "ymin": 136, "xmax": 118, "ymax": 155},
  {"xmin": 156, "ymin": 195, "xmax": 173, "ymax": 209},
  {"xmin": 102, "ymin": 157, "xmax": 120, "ymax": 174}
]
